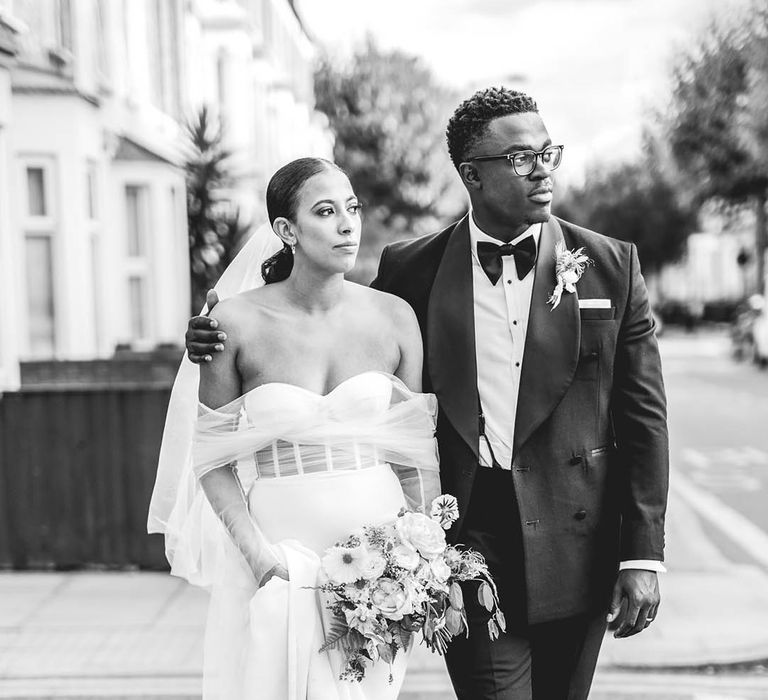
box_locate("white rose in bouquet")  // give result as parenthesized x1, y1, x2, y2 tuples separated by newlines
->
(359, 551, 387, 580)
(395, 512, 446, 560)
(370, 577, 413, 621)
(392, 543, 421, 571)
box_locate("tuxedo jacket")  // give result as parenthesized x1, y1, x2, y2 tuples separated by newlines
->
(371, 215, 669, 623)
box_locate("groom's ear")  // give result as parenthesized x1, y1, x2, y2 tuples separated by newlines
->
(459, 162, 482, 191)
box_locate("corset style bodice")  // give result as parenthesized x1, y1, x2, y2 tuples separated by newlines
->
(243, 371, 393, 479)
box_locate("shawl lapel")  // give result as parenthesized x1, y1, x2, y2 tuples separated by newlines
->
(427, 216, 479, 459)
(513, 217, 580, 458)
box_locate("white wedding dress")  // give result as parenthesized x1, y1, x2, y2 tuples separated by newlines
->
(154, 370, 439, 699)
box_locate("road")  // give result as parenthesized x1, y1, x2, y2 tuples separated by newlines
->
(662, 330, 768, 571)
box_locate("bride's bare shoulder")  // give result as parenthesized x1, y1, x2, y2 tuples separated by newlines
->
(207, 286, 280, 334)
(347, 282, 417, 326)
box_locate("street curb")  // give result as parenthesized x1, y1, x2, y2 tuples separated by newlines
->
(600, 659, 768, 674)
(4, 668, 768, 699)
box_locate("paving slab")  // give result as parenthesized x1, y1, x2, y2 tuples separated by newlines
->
(0, 575, 69, 628)
(3, 433, 768, 694)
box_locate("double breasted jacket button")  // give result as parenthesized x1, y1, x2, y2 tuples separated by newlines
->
(574, 510, 587, 521)
(569, 455, 584, 466)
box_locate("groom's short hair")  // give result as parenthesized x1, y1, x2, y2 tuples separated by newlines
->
(446, 87, 538, 170)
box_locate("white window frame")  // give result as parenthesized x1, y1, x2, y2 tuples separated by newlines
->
(123, 182, 153, 344)
(22, 158, 56, 228)
(86, 160, 104, 353)
(19, 156, 58, 359)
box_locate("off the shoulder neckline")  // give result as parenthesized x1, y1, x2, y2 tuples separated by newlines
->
(244, 370, 396, 399)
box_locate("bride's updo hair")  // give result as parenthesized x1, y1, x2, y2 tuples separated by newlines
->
(261, 157, 345, 284)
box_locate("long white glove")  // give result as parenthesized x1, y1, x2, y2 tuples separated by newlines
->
(199, 466, 288, 586)
(390, 464, 442, 513)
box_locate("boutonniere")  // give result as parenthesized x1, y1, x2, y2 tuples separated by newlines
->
(547, 243, 592, 310)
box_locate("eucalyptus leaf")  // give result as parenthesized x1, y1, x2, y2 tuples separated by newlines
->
(445, 606, 464, 636)
(478, 582, 494, 611)
(449, 582, 464, 610)
(398, 626, 412, 650)
(495, 609, 507, 632)
(378, 643, 394, 664)
(488, 618, 500, 641)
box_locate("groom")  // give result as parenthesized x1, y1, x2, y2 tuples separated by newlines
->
(185, 88, 668, 699)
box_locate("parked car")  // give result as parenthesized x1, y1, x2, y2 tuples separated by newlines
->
(730, 295, 764, 361)
(753, 307, 768, 368)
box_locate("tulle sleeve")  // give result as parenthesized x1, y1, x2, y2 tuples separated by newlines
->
(147, 223, 282, 588)
(190, 377, 439, 479)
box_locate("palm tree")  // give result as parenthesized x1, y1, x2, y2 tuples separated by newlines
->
(185, 106, 250, 313)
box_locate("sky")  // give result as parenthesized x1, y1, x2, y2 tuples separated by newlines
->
(296, 0, 753, 183)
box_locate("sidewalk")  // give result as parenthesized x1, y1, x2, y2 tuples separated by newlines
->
(2, 481, 768, 699)
(3, 331, 768, 697)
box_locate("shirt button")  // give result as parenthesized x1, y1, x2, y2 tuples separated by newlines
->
(515, 361, 520, 367)
(513, 320, 518, 325)
(507, 280, 512, 285)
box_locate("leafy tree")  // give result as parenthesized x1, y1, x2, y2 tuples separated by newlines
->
(185, 106, 250, 313)
(555, 142, 697, 276)
(665, 5, 768, 292)
(314, 39, 465, 282)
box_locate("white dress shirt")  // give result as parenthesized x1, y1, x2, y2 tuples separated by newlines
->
(469, 215, 538, 471)
(468, 212, 665, 574)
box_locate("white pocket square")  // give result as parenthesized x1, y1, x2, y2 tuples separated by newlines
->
(579, 299, 612, 309)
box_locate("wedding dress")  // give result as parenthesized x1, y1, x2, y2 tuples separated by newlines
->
(158, 370, 439, 699)
(147, 224, 440, 698)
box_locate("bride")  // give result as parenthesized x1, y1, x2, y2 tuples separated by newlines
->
(148, 157, 441, 699)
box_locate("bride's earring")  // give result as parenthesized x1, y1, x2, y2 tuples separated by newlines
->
(290, 241, 296, 255)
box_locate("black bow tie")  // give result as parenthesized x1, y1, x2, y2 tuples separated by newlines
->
(476, 236, 537, 285)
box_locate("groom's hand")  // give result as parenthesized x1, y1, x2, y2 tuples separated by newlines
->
(607, 569, 660, 638)
(186, 290, 226, 363)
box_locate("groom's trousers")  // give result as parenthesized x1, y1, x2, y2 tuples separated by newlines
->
(444, 467, 608, 700)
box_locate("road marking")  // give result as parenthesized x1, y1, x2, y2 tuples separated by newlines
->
(673, 470, 768, 570)
(681, 447, 768, 492)
(593, 669, 768, 695)
(690, 474, 761, 492)
(682, 448, 710, 469)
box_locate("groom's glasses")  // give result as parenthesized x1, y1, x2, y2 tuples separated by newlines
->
(468, 145, 564, 177)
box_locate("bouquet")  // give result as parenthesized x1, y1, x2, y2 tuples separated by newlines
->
(316, 494, 505, 682)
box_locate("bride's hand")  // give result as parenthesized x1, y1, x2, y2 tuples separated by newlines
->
(254, 547, 289, 588)
(257, 561, 289, 588)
